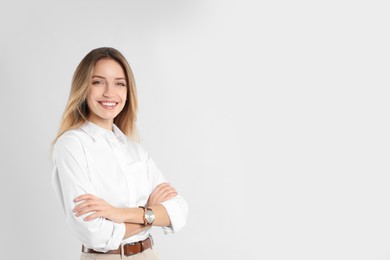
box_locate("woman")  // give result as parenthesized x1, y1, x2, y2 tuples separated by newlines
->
(51, 47, 188, 260)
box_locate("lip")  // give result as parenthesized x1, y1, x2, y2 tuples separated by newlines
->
(98, 100, 118, 103)
(98, 101, 118, 110)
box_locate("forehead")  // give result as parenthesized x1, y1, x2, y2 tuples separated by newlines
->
(93, 58, 125, 77)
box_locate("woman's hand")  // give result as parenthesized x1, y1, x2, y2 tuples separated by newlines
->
(147, 182, 178, 207)
(73, 194, 126, 223)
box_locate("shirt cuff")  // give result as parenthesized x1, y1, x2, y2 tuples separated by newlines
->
(94, 222, 126, 252)
(160, 196, 188, 234)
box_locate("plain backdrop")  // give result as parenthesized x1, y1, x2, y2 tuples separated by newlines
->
(0, 0, 389, 259)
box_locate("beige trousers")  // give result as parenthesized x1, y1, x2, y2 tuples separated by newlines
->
(79, 248, 159, 260)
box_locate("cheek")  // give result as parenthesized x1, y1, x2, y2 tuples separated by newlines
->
(86, 95, 97, 109)
(121, 89, 128, 101)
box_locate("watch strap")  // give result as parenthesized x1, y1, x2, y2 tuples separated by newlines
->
(138, 206, 148, 226)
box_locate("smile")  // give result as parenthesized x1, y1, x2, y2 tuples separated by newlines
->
(98, 101, 118, 110)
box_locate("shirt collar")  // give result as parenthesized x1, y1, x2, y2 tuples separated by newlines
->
(80, 120, 128, 145)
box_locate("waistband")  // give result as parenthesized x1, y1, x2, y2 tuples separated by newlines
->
(82, 236, 153, 257)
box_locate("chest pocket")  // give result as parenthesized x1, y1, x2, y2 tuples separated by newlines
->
(124, 161, 153, 205)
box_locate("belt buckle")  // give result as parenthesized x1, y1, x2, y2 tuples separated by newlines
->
(124, 241, 142, 257)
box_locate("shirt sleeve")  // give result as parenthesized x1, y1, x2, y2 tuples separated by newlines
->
(51, 135, 125, 252)
(143, 148, 188, 234)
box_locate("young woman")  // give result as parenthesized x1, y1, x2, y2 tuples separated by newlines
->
(51, 47, 188, 260)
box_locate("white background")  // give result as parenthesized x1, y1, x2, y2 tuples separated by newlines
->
(0, 0, 389, 259)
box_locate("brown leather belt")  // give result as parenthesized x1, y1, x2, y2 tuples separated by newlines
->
(82, 236, 153, 256)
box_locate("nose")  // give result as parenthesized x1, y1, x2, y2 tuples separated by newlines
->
(103, 84, 114, 98)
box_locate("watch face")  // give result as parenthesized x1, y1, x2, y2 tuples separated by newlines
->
(145, 209, 155, 224)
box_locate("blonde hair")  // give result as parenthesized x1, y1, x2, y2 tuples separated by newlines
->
(51, 47, 139, 150)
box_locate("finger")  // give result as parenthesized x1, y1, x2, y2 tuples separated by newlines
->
(155, 182, 170, 188)
(154, 185, 176, 198)
(157, 189, 176, 201)
(150, 189, 177, 205)
(161, 189, 178, 198)
(147, 184, 177, 206)
(151, 185, 175, 198)
(159, 190, 178, 201)
(73, 199, 101, 212)
(83, 212, 101, 221)
(73, 201, 93, 212)
(74, 194, 98, 202)
(154, 183, 175, 195)
(152, 183, 171, 194)
(75, 205, 103, 217)
(74, 200, 106, 212)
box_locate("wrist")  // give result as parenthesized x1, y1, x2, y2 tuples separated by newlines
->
(119, 208, 129, 223)
(139, 206, 155, 226)
(123, 207, 145, 224)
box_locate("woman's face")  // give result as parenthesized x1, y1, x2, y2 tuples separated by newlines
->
(86, 58, 128, 130)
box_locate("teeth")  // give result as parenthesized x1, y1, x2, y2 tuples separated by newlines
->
(101, 102, 116, 106)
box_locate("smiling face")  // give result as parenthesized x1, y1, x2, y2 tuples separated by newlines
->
(86, 58, 128, 130)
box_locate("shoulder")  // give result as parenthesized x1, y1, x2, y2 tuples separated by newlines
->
(53, 128, 87, 156)
(52, 129, 90, 169)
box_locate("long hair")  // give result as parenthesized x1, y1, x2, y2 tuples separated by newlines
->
(51, 47, 139, 150)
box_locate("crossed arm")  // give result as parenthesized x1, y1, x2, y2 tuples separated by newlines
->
(72, 182, 177, 239)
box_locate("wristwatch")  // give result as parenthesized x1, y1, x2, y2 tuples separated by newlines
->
(139, 206, 155, 225)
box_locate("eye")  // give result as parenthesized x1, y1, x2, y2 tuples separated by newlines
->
(116, 82, 126, 87)
(92, 80, 103, 85)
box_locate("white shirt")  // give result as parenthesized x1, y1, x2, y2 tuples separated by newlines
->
(51, 120, 188, 252)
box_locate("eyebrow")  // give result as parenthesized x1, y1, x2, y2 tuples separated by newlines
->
(92, 75, 126, 80)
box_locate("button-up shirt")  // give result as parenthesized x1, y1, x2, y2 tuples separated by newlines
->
(51, 120, 188, 252)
